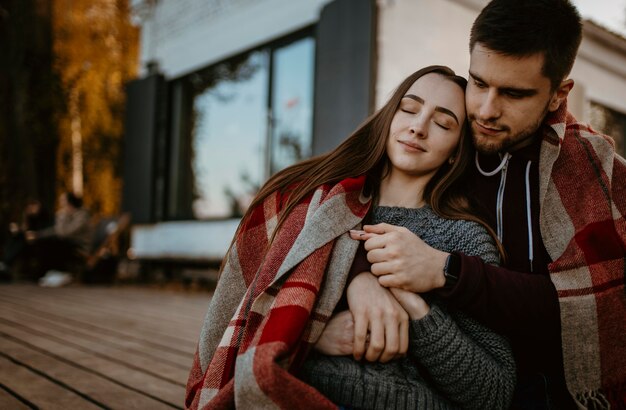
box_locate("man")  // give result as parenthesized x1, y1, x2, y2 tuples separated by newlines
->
(29, 192, 92, 285)
(346, 0, 625, 408)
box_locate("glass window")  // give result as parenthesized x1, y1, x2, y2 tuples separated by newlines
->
(588, 101, 626, 157)
(270, 37, 315, 174)
(171, 32, 315, 220)
(190, 52, 269, 219)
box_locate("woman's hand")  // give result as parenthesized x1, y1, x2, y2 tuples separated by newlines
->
(314, 310, 354, 356)
(389, 288, 430, 320)
(347, 272, 409, 363)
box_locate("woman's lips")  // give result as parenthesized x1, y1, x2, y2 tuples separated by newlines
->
(399, 140, 426, 152)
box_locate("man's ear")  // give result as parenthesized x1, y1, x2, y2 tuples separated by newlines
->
(548, 79, 575, 112)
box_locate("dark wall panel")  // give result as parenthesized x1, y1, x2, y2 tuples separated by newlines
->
(121, 74, 165, 224)
(313, 0, 376, 156)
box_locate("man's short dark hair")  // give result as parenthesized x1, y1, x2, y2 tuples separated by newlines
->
(470, 0, 582, 90)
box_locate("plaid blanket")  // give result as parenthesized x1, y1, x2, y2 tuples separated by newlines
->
(185, 176, 370, 409)
(540, 103, 626, 408)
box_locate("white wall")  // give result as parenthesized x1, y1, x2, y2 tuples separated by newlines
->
(375, 0, 484, 108)
(573, 36, 626, 120)
(136, 0, 331, 79)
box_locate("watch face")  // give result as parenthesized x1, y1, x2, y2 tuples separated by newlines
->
(444, 254, 460, 288)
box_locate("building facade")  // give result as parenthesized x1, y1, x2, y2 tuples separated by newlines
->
(125, 0, 626, 263)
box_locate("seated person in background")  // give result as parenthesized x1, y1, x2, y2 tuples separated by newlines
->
(29, 192, 93, 284)
(2, 199, 53, 279)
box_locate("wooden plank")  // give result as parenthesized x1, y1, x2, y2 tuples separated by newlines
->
(0, 285, 209, 329)
(1, 304, 193, 375)
(0, 353, 102, 410)
(0, 321, 185, 408)
(0, 291, 200, 354)
(0, 287, 206, 339)
(0, 335, 177, 409)
(0, 386, 33, 410)
(0, 284, 217, 408)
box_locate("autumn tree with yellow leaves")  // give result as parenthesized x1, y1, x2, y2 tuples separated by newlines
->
(1, 0, 138, 242)
(53, 0, 139, 215)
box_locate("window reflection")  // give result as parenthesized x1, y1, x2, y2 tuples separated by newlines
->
(270, 38, 315, 174)
(182, 34, 315, 220)
(190, 52, 268, 219)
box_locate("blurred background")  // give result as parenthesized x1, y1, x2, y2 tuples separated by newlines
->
(2, 0, 626, 286)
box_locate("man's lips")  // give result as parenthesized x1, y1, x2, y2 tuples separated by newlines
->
(473, 121, 504, 136)
(398, 140, 427, 152)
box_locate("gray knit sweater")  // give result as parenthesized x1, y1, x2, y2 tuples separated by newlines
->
(300, 206, 516, 410)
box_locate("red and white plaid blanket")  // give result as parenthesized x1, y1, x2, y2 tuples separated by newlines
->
(185, 176, 370, 409)
(540, 103, 626, 407)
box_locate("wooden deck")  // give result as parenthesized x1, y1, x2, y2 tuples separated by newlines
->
(0, 284, 212, 409)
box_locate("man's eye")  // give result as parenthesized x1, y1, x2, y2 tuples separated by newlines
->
(473, 79, 487, 88)
(504, 91, 524, 99)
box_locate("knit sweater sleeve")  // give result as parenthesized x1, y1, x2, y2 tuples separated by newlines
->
(442, 219, 499, 266)
(409, 302, 516, 410)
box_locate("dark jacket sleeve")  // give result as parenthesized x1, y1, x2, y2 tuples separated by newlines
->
(439, 254, 561, 348)
(437, 254, 566, 385)
(409, 302, 516, 410)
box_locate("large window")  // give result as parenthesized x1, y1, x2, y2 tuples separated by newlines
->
(168, 32, 315, 220)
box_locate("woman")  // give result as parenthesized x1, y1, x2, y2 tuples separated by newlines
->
(185, 66, 514, 409)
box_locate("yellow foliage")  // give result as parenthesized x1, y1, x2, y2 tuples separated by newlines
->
(53, 0, 139, 216)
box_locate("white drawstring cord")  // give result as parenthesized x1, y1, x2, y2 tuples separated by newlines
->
(525, 161, 534, 272)
(475, 152, 511, 176)
(476, 152, 512, 242)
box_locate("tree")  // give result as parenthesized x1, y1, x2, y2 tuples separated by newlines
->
(53, 0, 139, 215)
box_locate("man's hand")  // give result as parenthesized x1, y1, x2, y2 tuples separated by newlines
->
(389, 288, 430, 320)
(314, 310, 354, 356)
(347, 271, 409, 363)
(350, 224, 448, 292)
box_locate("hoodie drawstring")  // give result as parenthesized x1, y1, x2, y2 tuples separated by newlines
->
(475, 152, 511, 242)
(475, 152, 534, 271)
(524, 161, 534, 272)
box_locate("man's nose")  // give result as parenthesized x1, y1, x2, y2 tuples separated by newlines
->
(478, 89, 501, 121)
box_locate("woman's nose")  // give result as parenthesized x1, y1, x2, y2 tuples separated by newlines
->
(409, 114, 428, 138)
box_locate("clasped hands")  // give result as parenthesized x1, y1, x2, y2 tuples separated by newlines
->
(314, 223, 449, 363)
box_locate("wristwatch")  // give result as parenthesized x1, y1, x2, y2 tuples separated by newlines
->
(443, 253, 461, 289)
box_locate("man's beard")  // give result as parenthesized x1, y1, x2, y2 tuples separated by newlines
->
(472, 127, 536, 155)
(471, 103, 550, 155)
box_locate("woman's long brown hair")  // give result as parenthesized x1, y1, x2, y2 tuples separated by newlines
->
(237, 65, 504, 259)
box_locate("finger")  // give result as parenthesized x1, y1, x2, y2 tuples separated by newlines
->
(349, 230, 366, 240)
(380, 316, 400, 363)
(370, 261, 395, 277)
(366, 248, 388, 264)
(398, 314, 409, 356)
(363, 223, 396, 234)
(349, 230, 378, 241)
(378, 272, 401, 287)
(352, 312, 368, 361)
(362, 234, 388, 252)
(365, 319, 384, 362)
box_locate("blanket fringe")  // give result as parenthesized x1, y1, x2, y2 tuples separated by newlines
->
(574, 389, 611, 410)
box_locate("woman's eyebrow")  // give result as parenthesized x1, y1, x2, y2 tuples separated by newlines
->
(402, 94, 459, 124)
